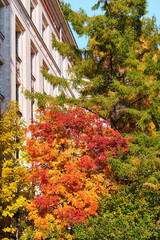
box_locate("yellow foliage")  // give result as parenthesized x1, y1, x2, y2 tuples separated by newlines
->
(148, 122, 156, 136)
(0, 102, 31, 238)
(130, 158, 141, 167)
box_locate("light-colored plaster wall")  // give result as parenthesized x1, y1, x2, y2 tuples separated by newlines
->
(0, 0, 74, 125)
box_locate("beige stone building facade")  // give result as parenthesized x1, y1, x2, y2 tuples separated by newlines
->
(0, 0, 76, 124)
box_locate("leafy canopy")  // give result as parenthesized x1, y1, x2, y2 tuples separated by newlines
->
(73, 132, 160, 240)
(25, 106, 130, 239)
(25, 0, 160, 134)
(0, 102, 30, 240)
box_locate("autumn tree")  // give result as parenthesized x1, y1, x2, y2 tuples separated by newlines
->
(24, 107, 130, 239)
(0, 102, 31, 240)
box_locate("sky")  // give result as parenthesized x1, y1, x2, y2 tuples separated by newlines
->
(63, 0, 160, 49)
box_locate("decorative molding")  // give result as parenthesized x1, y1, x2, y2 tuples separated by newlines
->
(41, 0, 77, 47)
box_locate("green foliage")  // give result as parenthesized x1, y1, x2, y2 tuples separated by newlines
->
(73, 191, 160, 240)
(72, 130, 160, 239)
(21, 224, 71, 240)
(52, 34, 83, 63)
(110, 132, 160, 183)
(32, 0, 160, 133)
(0, 102, 32, 239)
(60, 1, 87, 36)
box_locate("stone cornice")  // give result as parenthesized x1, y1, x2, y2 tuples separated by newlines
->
(17, 0, 61, 75)
(41, 0, 77, 47)
(4, 0, 9, 5)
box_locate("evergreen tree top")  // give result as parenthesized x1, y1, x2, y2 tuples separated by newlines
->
(26, 0, 160, 134)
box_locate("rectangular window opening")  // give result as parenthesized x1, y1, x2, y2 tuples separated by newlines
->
(43, 60, 49, 94)
(30, 0, 37, 22)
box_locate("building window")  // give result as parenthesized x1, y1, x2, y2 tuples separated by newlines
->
(16, 54, 22, 104)
(31, 84, 35, 120)
(16, 54, 22, 96)
(31, 73, 36, 120)
(43, 60, 49, 94)
(0, 32, 4, 65)
(0, 93, 4, 112)
(31, 41, 37, 77)
(16, 31, 21, 57)
(16, 81, 20, 102)
(15, 18, 24, 108)
(31, 53, 34, 76)
(42, 14, 48, 42)
(30, 0, 37, 23)
(16, 53, 22, 104)
(0, 1, 5, 36)
(16, 18, 24, 58)
(31, 51, 35, 77)
(31, 41, 37, 119)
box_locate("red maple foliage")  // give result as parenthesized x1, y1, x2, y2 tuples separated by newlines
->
(25, 107, 130, 238)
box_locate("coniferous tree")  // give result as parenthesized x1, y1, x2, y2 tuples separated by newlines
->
(25, 0, 160, 134)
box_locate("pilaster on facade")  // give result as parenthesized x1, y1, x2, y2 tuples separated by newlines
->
(0, 32, 5, 65)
